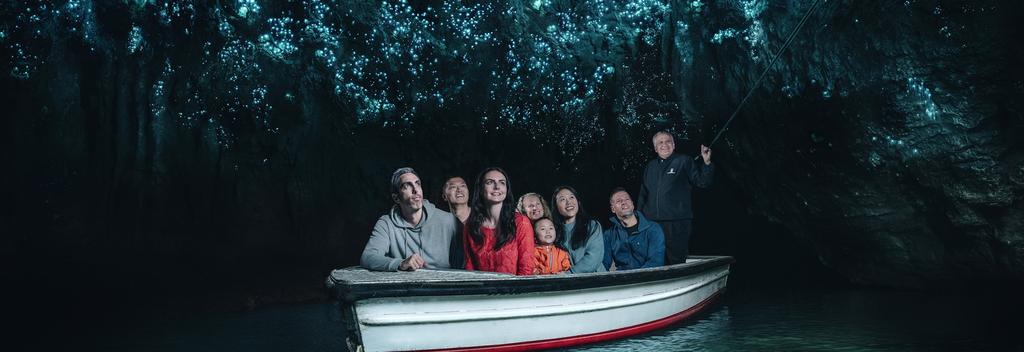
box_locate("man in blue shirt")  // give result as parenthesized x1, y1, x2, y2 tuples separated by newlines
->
(604, 188, 665, 270)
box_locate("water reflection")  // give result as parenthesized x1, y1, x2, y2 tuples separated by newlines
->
(84, 303, 346, 352)
(579, 307, 733, 352)
(73, 286, 1020, 351)
(571, 287, 1020, 351)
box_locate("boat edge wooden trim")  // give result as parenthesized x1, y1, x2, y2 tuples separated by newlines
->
(334, 256, 735, 301)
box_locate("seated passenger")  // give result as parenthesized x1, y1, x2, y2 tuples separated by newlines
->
(603, 188, 665, 270)
(463, 167, 535, 276)
(532, 217, 571, 275)
(442, 176, 471, 224)
(441, 176, 470, 269)
(360, 167, 458, 271)
(551, 186, 606, 273)
(516, 192, 552, 223)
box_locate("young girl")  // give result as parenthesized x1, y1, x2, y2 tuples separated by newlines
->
(532, 217, 571, 275)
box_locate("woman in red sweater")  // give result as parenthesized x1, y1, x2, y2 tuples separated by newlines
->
(463, 167, 535, 275)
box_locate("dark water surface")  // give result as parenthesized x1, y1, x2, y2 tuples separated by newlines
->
(67, 282, 1020, 352)
(577, 286, 1021, 351)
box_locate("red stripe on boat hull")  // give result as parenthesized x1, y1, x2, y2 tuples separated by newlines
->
(421, 290, 724, 352)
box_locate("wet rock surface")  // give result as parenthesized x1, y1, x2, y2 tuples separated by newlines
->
(694, 0, 1024, 287)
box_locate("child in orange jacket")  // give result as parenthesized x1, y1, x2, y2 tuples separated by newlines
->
(533, 217, 572, 275)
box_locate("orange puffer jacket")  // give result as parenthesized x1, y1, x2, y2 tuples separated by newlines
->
(534, 244, 572, 275)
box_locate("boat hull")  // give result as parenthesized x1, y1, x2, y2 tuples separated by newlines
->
(330, 256, 732, 352)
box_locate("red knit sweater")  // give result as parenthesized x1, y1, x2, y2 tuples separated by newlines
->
(463, 212, 536, 276)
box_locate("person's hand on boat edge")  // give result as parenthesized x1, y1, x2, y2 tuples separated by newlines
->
(400, 253, 426, 271)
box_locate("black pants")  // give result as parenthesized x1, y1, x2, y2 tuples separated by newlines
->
(656, 219, 692, 265)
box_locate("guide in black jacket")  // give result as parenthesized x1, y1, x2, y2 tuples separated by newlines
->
(638, 131, 713, 264)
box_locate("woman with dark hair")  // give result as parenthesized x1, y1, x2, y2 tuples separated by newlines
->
(463, 167, 535, 275)
(551, 186, 607, 273)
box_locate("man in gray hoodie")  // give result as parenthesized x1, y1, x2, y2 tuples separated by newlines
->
(360, 167, 459, 271)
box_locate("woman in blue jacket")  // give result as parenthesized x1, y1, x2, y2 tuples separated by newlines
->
(551, 186, 606, 273)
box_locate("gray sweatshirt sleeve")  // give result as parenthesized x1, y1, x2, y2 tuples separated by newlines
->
(360, 218, 403, 271)
(570, 220, 607, 273)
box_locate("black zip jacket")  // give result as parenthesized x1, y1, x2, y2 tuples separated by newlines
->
(637, 153, 714, 221)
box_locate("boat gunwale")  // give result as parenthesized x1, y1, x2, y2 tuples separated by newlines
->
(330, 255, 733, 302)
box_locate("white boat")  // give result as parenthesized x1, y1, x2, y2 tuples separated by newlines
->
(326, 255, 733, 352)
